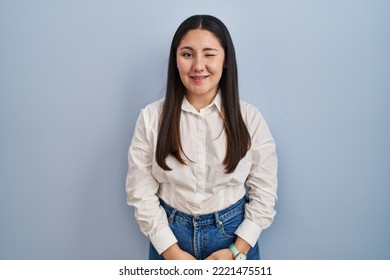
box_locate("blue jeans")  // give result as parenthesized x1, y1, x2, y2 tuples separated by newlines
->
(149, 196, 260, 260)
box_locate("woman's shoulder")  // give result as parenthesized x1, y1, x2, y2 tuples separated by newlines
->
(143, 97, 165, 110)
(140, 98, 165, 116)
(239, 99, 263, 120)
(135, 98, 165, 129)
(239, 99, 273, 139)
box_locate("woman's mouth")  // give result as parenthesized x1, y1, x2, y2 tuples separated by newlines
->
(190, 75, 209, 82)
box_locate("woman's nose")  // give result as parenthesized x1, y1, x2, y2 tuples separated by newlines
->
(192, 57, 205, 72)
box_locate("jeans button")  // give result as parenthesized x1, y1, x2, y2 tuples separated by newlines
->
(194, 216, 200, 222)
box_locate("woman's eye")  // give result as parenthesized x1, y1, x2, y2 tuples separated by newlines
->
(182, 53, 193, 58)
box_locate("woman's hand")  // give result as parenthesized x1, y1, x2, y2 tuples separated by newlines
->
(162, 243, 196, 260)
(204, 248, 234, 260)
(205, 237, 251, 260)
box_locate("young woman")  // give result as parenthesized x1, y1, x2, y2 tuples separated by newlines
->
(126, 15, 277, 260)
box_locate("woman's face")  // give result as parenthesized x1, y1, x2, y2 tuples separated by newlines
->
(176, 29, 225, 105)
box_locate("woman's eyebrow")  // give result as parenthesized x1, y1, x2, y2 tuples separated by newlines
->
(179, 46, 193, 51)
(179, 46, 219, 51)
(203, 47, 219, 51)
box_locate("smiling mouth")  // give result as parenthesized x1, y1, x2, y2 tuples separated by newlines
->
(190, 75, 209, 81)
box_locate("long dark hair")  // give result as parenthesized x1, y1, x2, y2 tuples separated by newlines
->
(156, 15, 251, 173)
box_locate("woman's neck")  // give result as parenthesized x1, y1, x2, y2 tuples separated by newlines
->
(185, 90, 218, 112)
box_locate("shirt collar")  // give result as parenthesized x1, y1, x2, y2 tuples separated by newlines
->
(181, 90, 223, 116)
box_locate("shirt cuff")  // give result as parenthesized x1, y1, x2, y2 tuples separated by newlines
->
(234, 218, 263, 247)
(150, 225, 178, 255)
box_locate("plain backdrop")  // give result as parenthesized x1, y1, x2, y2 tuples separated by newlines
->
(0, 0, 389, 259)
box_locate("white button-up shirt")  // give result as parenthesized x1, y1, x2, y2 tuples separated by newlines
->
(126, 93, 278, 254)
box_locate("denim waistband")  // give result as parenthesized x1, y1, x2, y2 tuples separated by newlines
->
(160, 196, 247, 226)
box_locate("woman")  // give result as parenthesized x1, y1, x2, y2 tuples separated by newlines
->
(126, 15, 277, 260)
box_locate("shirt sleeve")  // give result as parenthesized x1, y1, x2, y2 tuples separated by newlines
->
(125, 109, 177, 254)
(235, 106, 278, 247)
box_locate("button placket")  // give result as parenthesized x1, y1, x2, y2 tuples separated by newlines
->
(194, 114, 206, 209)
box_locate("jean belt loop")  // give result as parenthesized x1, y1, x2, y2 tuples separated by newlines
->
(214, 211, 222, 227)
(169, 208, 177, 223)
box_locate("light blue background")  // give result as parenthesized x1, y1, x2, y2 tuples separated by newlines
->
(1, 0, 389, 259)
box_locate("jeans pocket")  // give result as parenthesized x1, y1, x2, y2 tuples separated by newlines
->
(217, 211, 244, 238)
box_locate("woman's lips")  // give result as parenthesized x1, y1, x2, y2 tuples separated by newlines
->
(190, 75, 209, 82)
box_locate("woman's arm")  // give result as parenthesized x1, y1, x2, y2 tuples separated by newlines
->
(126, 108, 178, 256)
